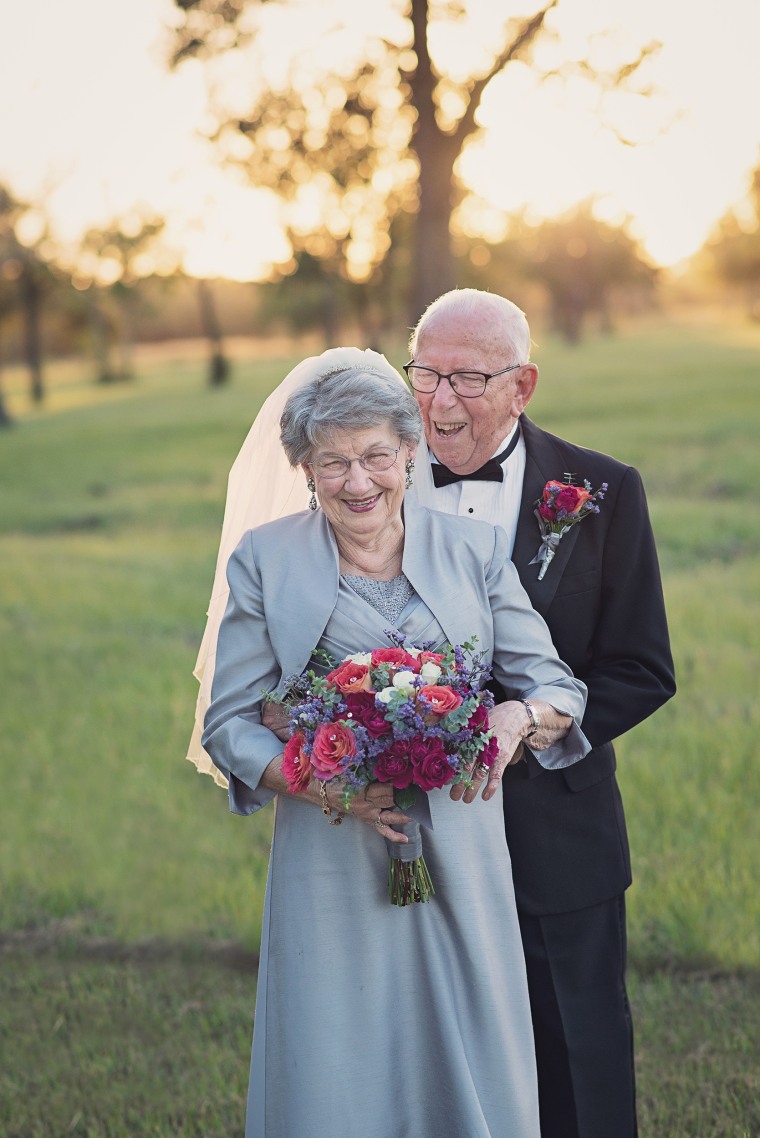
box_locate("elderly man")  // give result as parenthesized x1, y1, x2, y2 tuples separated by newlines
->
(407, 288, 675, 1138)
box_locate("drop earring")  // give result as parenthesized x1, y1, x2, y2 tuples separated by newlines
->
(307, 477, 317, 511)
(405, 459, 415, 489)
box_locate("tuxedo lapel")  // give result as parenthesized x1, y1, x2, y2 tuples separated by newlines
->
(512, 417, 581, 615)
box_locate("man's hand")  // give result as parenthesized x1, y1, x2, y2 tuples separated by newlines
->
(262, 699, 290, 742)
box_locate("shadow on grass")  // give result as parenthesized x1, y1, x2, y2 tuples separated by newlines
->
(1, 936, 758, 1138)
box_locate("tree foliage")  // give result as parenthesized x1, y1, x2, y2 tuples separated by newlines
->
(169, 0, 659, 328)
(0, 185, 56, 406)
(706, 162, 760, 318)
(517, 204, 658, 342)
(74, 216, 167, 381)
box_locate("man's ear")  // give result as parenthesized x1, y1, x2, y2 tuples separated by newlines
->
(512, 364, 538, 416)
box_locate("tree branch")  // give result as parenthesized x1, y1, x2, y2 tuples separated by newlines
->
(453, 0, 559, 147)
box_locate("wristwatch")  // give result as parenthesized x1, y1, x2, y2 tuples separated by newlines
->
(519, 699, 541, 737)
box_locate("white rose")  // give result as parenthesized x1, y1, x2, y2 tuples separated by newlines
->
(347, 652, 372, 665)
(419, 661, 442, 683)
(405, 646, 421, 658)
(392, 670, 417, 693)
(376, 687, 395, 704)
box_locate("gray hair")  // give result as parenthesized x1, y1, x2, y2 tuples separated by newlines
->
(280, 365, 423, 468)
(409, 288, 532, 364)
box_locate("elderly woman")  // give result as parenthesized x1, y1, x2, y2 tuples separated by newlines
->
(196, 349, 590, 1138)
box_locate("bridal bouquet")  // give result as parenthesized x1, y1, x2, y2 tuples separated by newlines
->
(276, 634, 497, 906)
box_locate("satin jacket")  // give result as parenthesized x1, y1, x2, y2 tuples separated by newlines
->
(203, 498, 589, 816)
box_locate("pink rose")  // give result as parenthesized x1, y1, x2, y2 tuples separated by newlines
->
(282, 731, 311, 793)
(478, 735, 500, 769)
(415, 651, 445, 673)
(371, 647, 418, 671)
(343, 692, 392, 738)
(374, 740, 415, 789)
(311, 722, 356, 778)
(418, 685, 463, 716)
(325, 660, 372, 694)
(410, 737, 454, 791)
(554, 486, 592, 514)
(467, 703, 490, 734)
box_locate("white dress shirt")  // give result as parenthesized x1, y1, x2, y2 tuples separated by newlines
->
(428, 422, 526, 555)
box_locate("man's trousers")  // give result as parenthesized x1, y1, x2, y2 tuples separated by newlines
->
(517, 895, 637, 1138)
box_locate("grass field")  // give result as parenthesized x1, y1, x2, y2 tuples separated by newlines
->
(1, 318, 759, 1134)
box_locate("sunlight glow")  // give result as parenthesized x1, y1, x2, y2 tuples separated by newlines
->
(0, 0, 758, 279)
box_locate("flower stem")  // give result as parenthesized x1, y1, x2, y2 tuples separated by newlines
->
(388, 856, 435, 906)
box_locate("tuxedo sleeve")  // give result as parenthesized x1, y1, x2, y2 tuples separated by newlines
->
(580, 466, 676, 747)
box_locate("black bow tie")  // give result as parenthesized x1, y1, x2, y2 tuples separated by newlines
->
(431, 430, 521, 488)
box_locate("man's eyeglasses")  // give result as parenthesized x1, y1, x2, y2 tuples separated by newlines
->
(403, 362, 523, 398)
(312, 445, 401, 478)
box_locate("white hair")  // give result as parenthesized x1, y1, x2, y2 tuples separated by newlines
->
(409, 288, 532, 364)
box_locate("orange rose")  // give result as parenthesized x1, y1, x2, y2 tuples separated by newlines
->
(418, 685, 463, 716)
(325, 660, 372, 694)
(311, 722, 357, 778)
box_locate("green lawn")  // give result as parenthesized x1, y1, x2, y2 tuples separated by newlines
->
(0, 949, 757, 1138)
(1, 319, 759, 1133)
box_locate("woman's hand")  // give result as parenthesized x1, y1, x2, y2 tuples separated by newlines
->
(260, 755, 411, 843)
(450, 698, 573, 804)
(338, 781, 412, 845)
(450, 701, 531, 804)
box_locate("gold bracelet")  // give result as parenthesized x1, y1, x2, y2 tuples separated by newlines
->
(318, 780, 344, 826)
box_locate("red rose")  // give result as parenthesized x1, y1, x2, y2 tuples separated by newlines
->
(325, 660, 372, 694)
(410, 736, 454, 791)
(374, 740, 415, 789)
(311, 722, 356, 778)
(418, 685, 463, 716)
(478, 735, 500, 769)
(282, 731, 311, 793)
(370, 647, 418, 671)
(467, 703, 490, 734)
(542, 480, 565, 501)
(538, 501, 555, 521)
(343, 692, 392, 738)
(554, 486, 592, 514)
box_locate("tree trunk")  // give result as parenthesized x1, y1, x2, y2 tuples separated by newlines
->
(408, 146, 458, 325)
(407, 0, 458, 326)
(116, 295, 136, 380)
(197, 278, 230, 385)
(19, 265, 43, 403)
(0, 342, 12, 427)
(320, 274, 339, 348)
(88, 289, 115, 383)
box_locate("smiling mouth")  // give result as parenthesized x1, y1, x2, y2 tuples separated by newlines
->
(343, 493, 381, 512)
(434, 422, 466, 437)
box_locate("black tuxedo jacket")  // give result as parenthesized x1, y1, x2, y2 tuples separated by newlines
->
(498, 415, 676, 915)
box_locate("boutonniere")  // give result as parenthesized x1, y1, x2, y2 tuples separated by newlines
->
(530, 474, 607, 580)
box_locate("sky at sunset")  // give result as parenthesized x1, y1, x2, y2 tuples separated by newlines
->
(1, 0, 759, 280)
